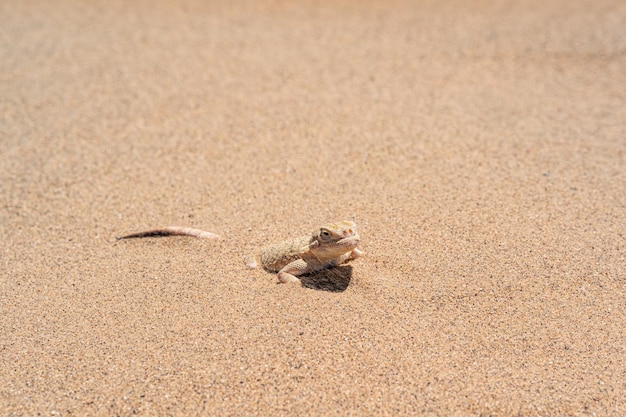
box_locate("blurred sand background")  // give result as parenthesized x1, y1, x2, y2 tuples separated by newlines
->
(1, 0, 625, 415)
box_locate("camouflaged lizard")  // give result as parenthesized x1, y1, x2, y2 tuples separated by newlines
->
(118, 220, 363, 284)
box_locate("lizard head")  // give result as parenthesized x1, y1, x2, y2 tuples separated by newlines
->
(309, 220, 360, 259)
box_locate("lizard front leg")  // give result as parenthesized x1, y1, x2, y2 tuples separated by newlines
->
(277, 259, 312, 283)
(348, 248, 364, 260)
(335, 248, 364, 265)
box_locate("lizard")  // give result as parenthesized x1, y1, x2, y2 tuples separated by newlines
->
(117, 220, 363, 284)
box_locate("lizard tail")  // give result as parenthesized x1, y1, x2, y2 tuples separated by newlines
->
(117, 227, 220, 240)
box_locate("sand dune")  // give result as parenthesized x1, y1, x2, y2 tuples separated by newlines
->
(1, 0, 624, 415)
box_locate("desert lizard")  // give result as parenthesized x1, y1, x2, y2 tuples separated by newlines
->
(118, 220, 363, 284)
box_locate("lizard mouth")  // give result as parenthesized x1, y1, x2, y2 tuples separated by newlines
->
(337, 235, 360, 248)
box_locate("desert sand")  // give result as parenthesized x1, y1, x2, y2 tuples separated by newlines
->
(1, 0, 624, 415)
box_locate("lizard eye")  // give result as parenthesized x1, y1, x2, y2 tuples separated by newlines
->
(320, 230, 331, 238)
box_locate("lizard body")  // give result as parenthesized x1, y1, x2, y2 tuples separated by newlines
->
(118, 220, 363, 284)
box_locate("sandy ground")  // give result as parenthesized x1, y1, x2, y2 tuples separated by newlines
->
(1, 0, 625, 415)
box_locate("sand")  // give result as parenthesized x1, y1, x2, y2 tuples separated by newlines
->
(1, 0, 625, 415)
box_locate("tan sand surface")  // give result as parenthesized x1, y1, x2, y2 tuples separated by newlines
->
(1, 0, 625, 415)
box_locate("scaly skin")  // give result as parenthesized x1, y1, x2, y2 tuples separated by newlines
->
(118, 220, 363, 284)
(248, 220, 363, 283)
